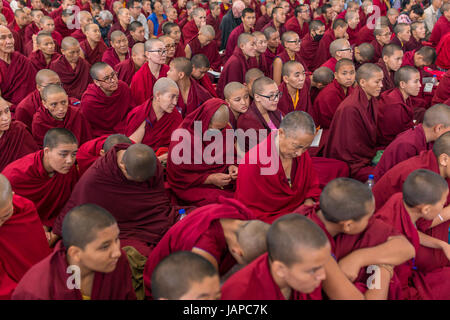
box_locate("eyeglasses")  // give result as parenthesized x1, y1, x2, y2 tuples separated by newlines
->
(147, 49, 168, 55)
(286, 39, 301, 44)
(337, 47, 353, 52)
(257, 91, 283, 101)
(96, 71, 118, 83)
(165, 44, 177, 49)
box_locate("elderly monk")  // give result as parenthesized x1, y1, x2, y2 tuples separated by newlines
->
(159, 35, 176, 65)
(217, 33, 257, 99)
(81, 62, 134, 138)
(325, 63, 384, 182)
(114, 42, 146, 85)
(143, 197, 270, 299)
(285, 4, 310, 40)
(31, 85, 92, 147)
(345, 10, 360, 46)
(429, 3, 450, 46)
(2, 128, 79, 229)
(12, 204, 136, 300)
(167, 99, 238, 206)
(130, 38, 170, 105)
(191, 53, 218, 98)
(185, 25, 221, 72)
(375, 169, 450, 299)
(166, 57, 212, 117)
(299, 19, 325, 71)
(126, 78, 182, 165)
(79, 23, 107, 65)
(0, 26, 36, 109)
(294, 178, 415, 300)
(224, 82, 250, 130)
(371, 23, 393, 63)
(321, 38, 353, 73)
(432, 71, 450, 105)
(152, 251, 221, 300)
(225, 8, 255, 60)
(49, 36, 91, 100)
(70, 11, 93, 43)
(102, 30, 130, 68)
(236, 111, 321, 223)
(53, 143, 180, 257)
(377, 66, 423, 148)
(0, 98, 38, 172)
(29, 31, 60, 71)
(376, 44, 404, 94)
(0, 174, 51, 299)
(182, 7, 207, 44)
(108, 7, 131, 41)
(390, 23, 411, 52)
(375, 104, 450, 181)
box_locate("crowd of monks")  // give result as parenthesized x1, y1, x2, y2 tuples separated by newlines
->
(1, 0, 450, 301)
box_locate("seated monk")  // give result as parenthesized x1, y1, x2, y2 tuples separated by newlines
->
(405, 21, 425, 52)
(320, 38, 353, 72)
(107, 7, 131, 41)
(126, 78, 182, 165)
(428, 3, 450, 47)
(0, 25, 36, 109)
(244, 68, 264, 100)
(236, 111, 321, 223)
(166, 57, 212, 117)
(53, 143, 179, 257)
(185, 25, 221, 72)
(49, 36, 91, 100)
(375, 104, 450, 181)
(224, 8, 255, 60)
(224, 82, 250, 130)
(390, 23, 411, 53)
(12, 204, 136, 300)
(167, 99, 238, 206)
(127, 21, 145, 48)
(353, 42, 375, 70)
(143, 197, 270, 299)
(375, 169, 450, 299)
(114, 42, 146, 85)
(0, 98, 38, 172)
(70, 11, 93, 43)
(217, 33, 257, 99)
(251, 31, 271, 77)
(432, 70, 450, 105)
(345, 10, 360, 46)
(376, 43, 404, 94)
(371, 22, 393, 63)
(298, 20, 325, 71)
(7, 8, 28, 53)
(81, 62, 135, 138)
(285, 4, 310, 40)
(182, 7, 206, 44)
(190, 54, 217, 98)
(309, 66, 334, 106)
(79, 23, 108, 65)
(23, 9, 44, 44)
(32, 84, 92, 147)
(152, 251, 221, 300)
(76, 134, 132, 176)
(1, 128, 79, 230)
(435, 32, 450, 71)
(29, 31, 60, 71)
(324, 63, 384, 182)
(102, 30, 131, 68)
(294, 178, 415, 299)
(159, 35, 177, 66)
(262, 27, 284, 69)
(377, 66, 423, 148)
(278, 60, 310, 115)
(130, 38, 170, 105)
(0, 174, 51, 299)
(161, 22, 185, 59)
(221, 214, 331, 300)
(38, 16, 63, 47)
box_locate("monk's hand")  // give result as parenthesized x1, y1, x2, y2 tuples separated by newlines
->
(157, 153, 168, 165)
(228, 165, 238, 180)
(304, 198, 315, 206)
(32, 35, 38, 52)
(338, 253, 363, 282)
(206, 173, 232, 188)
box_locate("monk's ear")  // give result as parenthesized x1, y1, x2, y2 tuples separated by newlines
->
(67, 246, 82, 263)
(282, 75, 289, 84)
(271, 260, 288, 279)
(339, 220, 353, 233)
(438, 153, 449, 167)
(99, 149, 106, 157)
(229, 245, 244, 262)
(418, 204, 431, 217)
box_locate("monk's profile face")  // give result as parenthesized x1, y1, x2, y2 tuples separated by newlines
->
(383, 50, 403, 72)
(342, 199, 375, 235)
(413, 23, 426, 40)
(347, 15, 360, 29)
(85, 24, 102, 42)
(167, 63, 181, 81)
(118, 9, 131, 25)
(334, 64, 355, 88)
(422, 188, 449, 220)
(226, 87, 250, 114)
(41, 19, 55, 33)
(267, 32, 281, 49)
(400, 72, 421, 97)
(112, 35, 129, 56)
(255, 35, 267, 54)
(131, 26, 145, 42)
(43, 92, 69, 121)
(413, 54, 429, 68)
(177, 275, 221, 300)
(0, 102, 12, 134)
(377, 27, 392, 45)
(0, 197, 14, 228)
(156, 86, 179, 114)
(132, 50, 147, 68)
(397, 27, 411, 43)
(31, 11, 44, 25)
(284, 35, 301, 53)
(62, 44, 81, 64)
(360, 71, 384, 98)
(168, 26, 181, 43)
(242, 12, 256, 29)
(94, 66, 119, 92)
(240, 37, 257, 58)
(279, 128, 314, 159)
(283, 64, 306, 90)
(37, 36, 55, 56)
(167, 8, 178, 21)
(0, 28, 15, 54)
(191, 66, 209, 80)
(255, 83, 279, 111)
(274, 8, 286, 24)
(161, 37, 176, 58)
(15, 12, 29, 28)
(44, 143, 78, 174)
(146, 42, 167, 65)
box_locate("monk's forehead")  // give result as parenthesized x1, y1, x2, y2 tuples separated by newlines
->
(0, 26, 12, 36)
(228, 87, 248, 99)
(46, 91, 68, 101)
(0, 99, 9, 111)
(49, 142, 78, 152)
(150, 40, 165, 49)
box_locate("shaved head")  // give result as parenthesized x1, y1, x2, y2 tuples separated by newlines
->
(210, 104, 229, 124)
(224, 82, 247, 100)
(153, 77, 179, 95)
(199, 24, 215, 38)
(132, 42, 144, 55)
(237, 220, 270, 264)
(394, 66, 420, 87)
(89, 62, 111, 80)
(102, 134, 132, 153)
(237, 32, 255, 47)
(282, 60, 303, 77)
(36, 69, 59, 86)
(329, 38, 350, 57)
(244, 68, 264, 84)
(423, 104, 450, 129)
(312, 67, 334, 85)
(356, 63, 382, 84)
(357, 42, 375, 61)
(433, 131, 450, 159)
(144, 38, 163, 51)
(61, 36, 79, 50)
(403, 169, 449, 208)
(41, 83, 67, 101)
(110, 30, 126, 42)
(171, 57, 193, 77)
(122, 144, 157, 182)
(0, 174, 12, 209)
(335, 58, 354, 72)
(36, 31, 52, 45)
(252, 76, 276, 96)
(191, 53, 210, 69)
(280, 110, 316, 137)
(43, 128, 78, 149)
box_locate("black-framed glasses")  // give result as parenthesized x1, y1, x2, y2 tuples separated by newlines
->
(147, 49, 168, 55)
(286, 39, 301, 44)
(96, 71, 118, 83)
(337, 47, 353, 52)
(257, 91, 283, 101)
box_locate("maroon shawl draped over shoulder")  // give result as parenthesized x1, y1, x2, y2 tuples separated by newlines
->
(376, 58, 396, 93)
(177, 78, 213, 117)
(432, 70, 450, 105)
(130, 63, 170, 105)
(311, 29, 336, 70)
(102, 47, 131, 68)
(29, 51, 61, 72)
(299, 32, 320, 71)
(76, 135, 108, 176)
(188, 36, 222, 71)
(80, 39, 108, 65)
(114, 57, 138, 85)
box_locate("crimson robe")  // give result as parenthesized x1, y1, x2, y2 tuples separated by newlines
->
(376, 59, 396, 93)
(166, 98, 236, 206)
(80, 81, 134, 137)
(181, 19, 199, 44)
(11, 241, 136, 300)
(102, 47, 131, 68)
(29, 50, 61, 72)
(194, 75, 218, 98)
(188, 35, 222, 71)
(75, 135, 108, 176)
(24, 22, 39, 43)
(174, 41, 186, 58)
(405, 36, 423, 52)
(324, 86, 378, 182)
(80, 39, 108, 66)
(285, 16, 309, 40)
(0, 52, 36, 108)
(0, 121, 38, 172)
(278, 80, 312, 115)
(107, 22, 131, 41)
(390, 36, 407, 52)
(7, 20, 25, 53)
(264, 44, 284, 71)
(299, 32, 320, 71)
(221, 253, 323, 300)
(32, 105, 93, 147)
(206, 12, 222, 48)
(0, 195, 51, 300)
(435, 33, 450, 71)
(143, 197, 257, 298)
(311, 29, 336, 69)
(49, 55, 92, 100)
(53, 15, 73, 38)
(429, 15, 450, 46)
(2, 150, 80, 227)
(432, 70, 450, 104)
(177, 79, 213, 117)
(321, 57, 337, 72)
(371, 39, 384, 62)
(225, 24, 253, 60)
(347, 26, 360, 46)
(114, 57, 138, 85)
(0, 6, 14, 24)
(70, 29, 86, 43)
(401, 50, 433, 108)
(125, 99, 182, 151)
(315, 15, 331, 30)
(130, 63, 170, 105)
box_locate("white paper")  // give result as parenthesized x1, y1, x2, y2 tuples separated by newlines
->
(311, 129, 323, 147)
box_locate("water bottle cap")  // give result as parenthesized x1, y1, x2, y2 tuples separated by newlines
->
(433, 75, 437, 77)
(368, 174, 374, 179)
(178, 209, 186, 215)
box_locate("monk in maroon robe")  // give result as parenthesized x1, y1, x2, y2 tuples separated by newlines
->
(345, 10, 361, 46)
(371, 24, 392, 63)
(298, 20, 325, 70)
(185, 25, 221, 71)
(319, 38, 353, 73)
(182, 7, 206, 43)
(107, 8, 131, 41)
(433, 70, 450, 105)
(224, 81, 250, 130)
(191, 55, 219, 97)
(0, 176, 51, 299)
(206, 1, 222, 47)
(114, 42, 146, 85)
(102, 31, 131, 68)
(376, 43, 404, 94)
(429, 6, 450, 46)
(7, 9, 28, 53)
(79, 23, 108, 65)
(224, 8, 255, 60)
(12, 204, 136, 300)
(53, 10, 74, 38)
(405, 21, 425, 52)
(435, 32, 450, 70)
(262, 27, 284, 69)
(262, 6, 287, 35)
(23, 9, 43, 43)
(69, 10, 93, 43)
(285, 5, 310, 39)
(29, 31, 60, 72)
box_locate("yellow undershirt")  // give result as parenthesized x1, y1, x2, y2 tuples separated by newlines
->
(82, 295, 91, 300)
(291, 90, 299, 110)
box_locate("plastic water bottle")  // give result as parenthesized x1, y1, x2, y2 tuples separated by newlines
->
(431, 75, 437, 86)
(178, 208, 187, 220)
(366, 174, 375, 189)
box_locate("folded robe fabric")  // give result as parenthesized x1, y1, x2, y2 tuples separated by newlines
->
(75, 135, 108, 176)
(101, 47, 130, 68)
(175, 78, 213, 117)
(80, 39, 108, 65)
(130, 63, 170, 105)
(114, 57, 138, 85)
(432, 70, 450, 105)
(29, 50, 61, 72)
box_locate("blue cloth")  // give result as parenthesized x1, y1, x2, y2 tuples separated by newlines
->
(147, 13, 167, 36)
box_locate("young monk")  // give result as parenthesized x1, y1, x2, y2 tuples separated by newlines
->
(114, 42, 146, 85)
(79, 23, 107, 65)
(299, 19, 325, 71)
(371, 23, 393, 63)
(285, 4, 310, 40)
(277, 60, 308, 115)
(224, 82, 250, 130)
(167, 99, 238, 206)
(353, 42, 375, 70)
(390, 23, 411, 53)
(225, 8, 255, 59)
(1, 128, 79, 231)
(262, 27, 283, 69)
(39, 16, 63, 47)
(320, 38, 353, 72)
(0, 174, 51, 299)
(70, 11, 93, 43)
(31, 84, 92, 147)
(159, 35, 177, 65)
(162, 22, 185, 59)
(130, 38, 170, 105)
(49, 36, 91, 100)
(152, 251, 221, 300)
(185, 25, 221, 72)
(0, 98, 38, 172)
(344, 10, 360, 46)
(29, 31, 60, 71)
(405, 21, 425, 52)
(166, 57, 212, 117)
(143, 197, 270, 299)
(12, 203, 136, 300)
(251, 31, 270, 77)
(102, 30, 130, 68)
(325, 63, 383, 182)
(377, 66, 422, 148)
(309, 66, 334, 105)
(376, 43, 404, 94)
(190, 53, 217, 97)
(81, 62, 135, 138)
(126, 77, 182, 164)
(244, 67, 264, 100)
(127, 21, 145, 48)
(375, 104, 450, 181)
(375, 169, 450, 299)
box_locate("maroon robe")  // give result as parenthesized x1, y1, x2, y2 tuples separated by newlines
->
(194, 75, 218, 98)
(49, 55, 92, 100)
(29, 50, 61, 72)
(114, 57, 139, 85)
(390, 35, 407, 52)
(225, 24, 253, 59)
(285, 16, 309, 39)
(429, 15, 450, 46)
(176, 78, 213, 117)
(181, 19, 199, 44)
(432, 70, 450, 105)
(371, 39, 384, 62)
(174, 41, 186, 58)
(53, 15, 73, 38)
(311, 28, 336, 68)
(75, 135, 108, 176)
(263, 44, 285, 71)
(80, 39, 108, 65)
(321, 57, 337, 72)
(206, 12, 222, 48)
(102, 47, 131, 68)
(70, 29, 86, 43)
(376, 58, 396, 93)
(188, 35, 221, 71)
(24, 21, 39, 43)
(347, 25, 360, 46)
(299, 32, 320, 71)
(11, 241, 136, 300)
(0, 195, 51, 300)
(107, 21, 131, 40)
(2, 150, 80, 227)
(81, 81, 134, 137)
(130, 63, 170, 105)
(405, 36, 423, 52)
(278, 80, 312, 115)
(355, 25, 376, 46)
(436, 32, 450, 70)
(7, 20, 25, 53)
